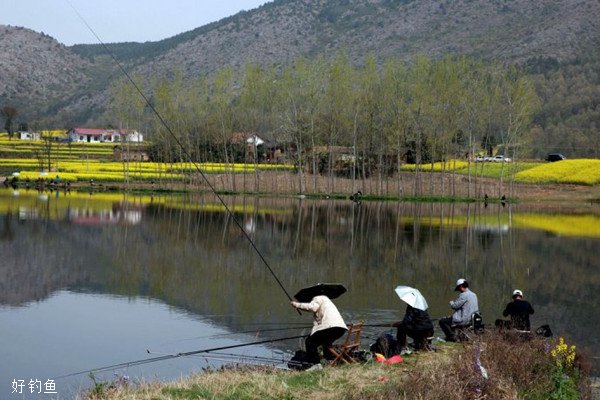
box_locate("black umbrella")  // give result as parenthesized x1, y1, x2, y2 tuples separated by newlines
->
(293, 283, 347, 303)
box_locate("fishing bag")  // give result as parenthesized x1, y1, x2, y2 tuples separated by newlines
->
(535, 324, 553, 338)
(369, 332, 399, 358)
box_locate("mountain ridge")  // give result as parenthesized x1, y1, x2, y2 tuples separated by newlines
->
(0, 0, 599, 147)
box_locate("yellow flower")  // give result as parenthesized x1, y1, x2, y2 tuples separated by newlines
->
(551, 337, 577, 369)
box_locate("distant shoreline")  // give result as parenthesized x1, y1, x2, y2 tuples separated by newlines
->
(6, 171, 598, 204)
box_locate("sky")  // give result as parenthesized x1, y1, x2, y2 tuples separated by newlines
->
(1, 0, 272, 46)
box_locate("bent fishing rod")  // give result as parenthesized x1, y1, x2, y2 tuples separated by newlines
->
(54, 333, 309, 380)
(66, 1, 298, 311)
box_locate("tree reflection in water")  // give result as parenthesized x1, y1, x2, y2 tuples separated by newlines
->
(1, 189, 599, 374)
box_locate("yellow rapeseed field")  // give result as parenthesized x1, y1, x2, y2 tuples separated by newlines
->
(2, 134, 597, 185)
(400, 160, 470, 171)
(514, 159, 600, 185)
(2, 158, 294, 182)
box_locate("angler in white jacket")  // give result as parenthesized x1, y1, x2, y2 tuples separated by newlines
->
(291, 295, 348, 364)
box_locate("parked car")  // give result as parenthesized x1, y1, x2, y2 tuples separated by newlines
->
(475, 156, 490, 162)
(491, 155, 511, 162)
(545, 153, 566, 162)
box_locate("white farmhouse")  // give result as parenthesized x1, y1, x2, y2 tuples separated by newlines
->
(67, 128, 143, 143)
(18, 131, 40, 140)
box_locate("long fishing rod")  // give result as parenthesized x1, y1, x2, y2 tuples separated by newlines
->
(203, 352, 313, 370)
(147, 349, 291, 366)
(160, 325, 312, 346)
(362, 318, 440, 328)
(54, 333, 308, 380)
(188, 354, 292, 370)
(238, 322, 311, 326)
(65, 0, 298, 309)
(171, 351, 312, 370)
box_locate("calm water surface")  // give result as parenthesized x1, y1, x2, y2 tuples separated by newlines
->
(1, 188, 599, 397)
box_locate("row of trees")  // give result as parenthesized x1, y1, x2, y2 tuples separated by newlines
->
(110, 53, 539, 196)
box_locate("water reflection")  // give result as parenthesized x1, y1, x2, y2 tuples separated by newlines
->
(0, 291, 282, 398)
(1, 187, 599, 392)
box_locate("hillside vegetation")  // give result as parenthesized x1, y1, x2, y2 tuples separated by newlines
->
(0, 0, 599, 158)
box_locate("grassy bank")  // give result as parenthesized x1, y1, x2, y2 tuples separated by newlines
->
(83, 333, 593, 400)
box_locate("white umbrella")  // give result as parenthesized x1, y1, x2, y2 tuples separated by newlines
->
(394, 286, 428, 311)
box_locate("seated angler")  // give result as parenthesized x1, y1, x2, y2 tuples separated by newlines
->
(393, 304, 434, 354)
(501, 289, 534, 331)
(439, 278, 479, 342)
(291, 295, 347, 367)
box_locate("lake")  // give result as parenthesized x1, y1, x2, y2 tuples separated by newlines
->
(1, 187, 599, 398)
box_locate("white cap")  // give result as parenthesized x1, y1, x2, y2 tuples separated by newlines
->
(455, 278, 467, 289)
(513, 289, 523, 297)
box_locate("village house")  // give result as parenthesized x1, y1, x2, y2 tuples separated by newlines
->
(307, 145, 355, 173)
(120, 129, 144, 143)
(18, 130, 70, 141)
(230, 132, 284, 163)
(18, 131, 40, 140)
(67, 128, 144, 143)
(113, 145, 150, 162)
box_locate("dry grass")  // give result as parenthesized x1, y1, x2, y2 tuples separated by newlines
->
(81, 332, 592, 400)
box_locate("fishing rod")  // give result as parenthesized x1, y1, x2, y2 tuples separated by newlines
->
(160, 325, 312, 346)
(54, 333, 309, 380)
(147, 349, 291, 366)
(192, 354, 292, 370)
(362, 318, 441, 328)
(65, 0, 298, 311)
(240, 323, 312, 332)
(238, 322, 311, 326)
(184, 351, 312, 370)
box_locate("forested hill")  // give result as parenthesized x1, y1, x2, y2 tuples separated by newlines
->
(71, 0, 600, 69)
(1, 0, 599, 156)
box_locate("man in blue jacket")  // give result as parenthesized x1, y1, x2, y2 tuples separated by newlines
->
(439, 278, 479, 342)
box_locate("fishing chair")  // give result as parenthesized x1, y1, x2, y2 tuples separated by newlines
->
(412, 330, 436, 352)
(328, 321, 364, 366)
(455, 312, 484, 342)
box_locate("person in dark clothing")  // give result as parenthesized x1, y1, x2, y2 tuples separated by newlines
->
(502, 289, 534, 331)
(393, 305, 434, 352)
